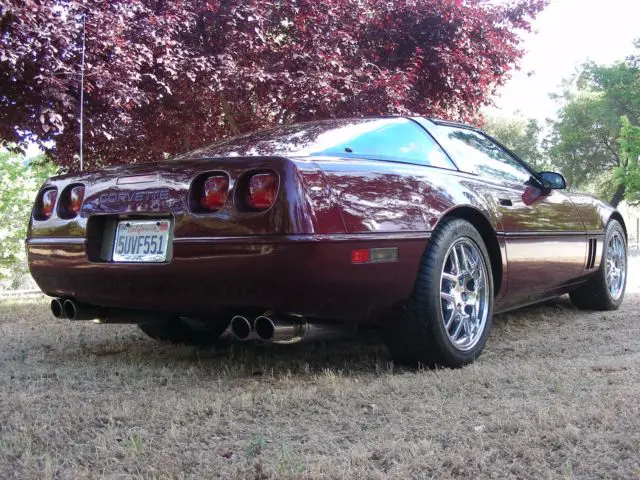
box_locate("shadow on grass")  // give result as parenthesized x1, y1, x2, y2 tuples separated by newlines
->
(55, 326, 396, 378)
(48, 293, 637, 378)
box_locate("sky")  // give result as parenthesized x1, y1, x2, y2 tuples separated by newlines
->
(489, 0, 640, 123)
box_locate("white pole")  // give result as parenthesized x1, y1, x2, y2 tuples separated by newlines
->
(79, 12, 86, 172)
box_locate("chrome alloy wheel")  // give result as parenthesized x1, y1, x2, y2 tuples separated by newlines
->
(440, 238, 490, 352)
(605, 231, 626, 300)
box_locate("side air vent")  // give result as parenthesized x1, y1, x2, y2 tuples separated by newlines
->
(586, 239, 597, 270)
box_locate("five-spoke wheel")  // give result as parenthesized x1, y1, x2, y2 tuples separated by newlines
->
(440, 239, 490, 352)
(605, 230, 626, 301)
(385, 218, 494, 368)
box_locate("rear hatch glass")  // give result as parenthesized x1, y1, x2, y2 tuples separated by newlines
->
(172, 117, 454, 169)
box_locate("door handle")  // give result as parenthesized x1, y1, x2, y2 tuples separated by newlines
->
(498, 197, 513, 207)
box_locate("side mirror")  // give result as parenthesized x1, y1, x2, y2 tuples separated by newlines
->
(539, 171, 567, 190)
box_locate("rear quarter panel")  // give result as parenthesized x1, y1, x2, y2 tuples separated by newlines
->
(306, 157, 503, 234)
(567, 193, 622, 234)
(306, 157, 509, 300)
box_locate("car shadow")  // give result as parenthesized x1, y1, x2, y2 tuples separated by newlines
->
(49, 293, 635, 378)
(53, 324, 395, 377)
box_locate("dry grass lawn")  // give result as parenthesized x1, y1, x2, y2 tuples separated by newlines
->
(1, 261, 639, 479)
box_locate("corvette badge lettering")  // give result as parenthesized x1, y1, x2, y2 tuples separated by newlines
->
(99, 189, 170, 204)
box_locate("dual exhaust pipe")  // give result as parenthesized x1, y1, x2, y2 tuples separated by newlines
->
(51, 298, 139, 323)
(51, 298, 178, 324)
(51, 298, 154, 323)
(51, 298, 106, 321)
(230, 314, 354, 344)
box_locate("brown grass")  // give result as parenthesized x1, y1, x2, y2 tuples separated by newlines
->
(1, 263, 639, 479)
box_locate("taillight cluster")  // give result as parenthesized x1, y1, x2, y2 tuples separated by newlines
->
(34, 184, 85, 220)
(194, 171, 278, 213)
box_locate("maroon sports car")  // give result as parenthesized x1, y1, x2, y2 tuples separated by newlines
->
(27, 117, 628, 367)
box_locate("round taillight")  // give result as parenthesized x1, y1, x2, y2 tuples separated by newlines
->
(57, 184, 85, 219)
(200, 175, 229, 211)
(247, 173, 277, 211)
(35, 188, 58, 220)
(70, 186, 85, 216)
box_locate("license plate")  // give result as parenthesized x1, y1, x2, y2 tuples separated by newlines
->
(112, 219, 171, 263)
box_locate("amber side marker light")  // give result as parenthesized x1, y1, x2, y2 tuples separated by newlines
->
(351, 247, 399, 264)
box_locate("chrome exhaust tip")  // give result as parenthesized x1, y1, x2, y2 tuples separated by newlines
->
(255, 315, 356, 344)
(50, 298, 65, 319)
(254, 315, 277, 341)
(63, 299, 104, 321)
(254, 316, 276, 342)
(63, 299, 78, 320)
(254, 315, 304, 344)
(230, 315, 253, 340)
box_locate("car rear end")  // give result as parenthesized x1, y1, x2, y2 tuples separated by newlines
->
(27, 156, 423, 323)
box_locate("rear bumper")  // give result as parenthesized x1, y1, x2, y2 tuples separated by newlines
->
(27, 233, 428, 323)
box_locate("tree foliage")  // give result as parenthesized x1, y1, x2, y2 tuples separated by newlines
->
(613, 116, 640, 203)
(0, 152, 56, 284)
(547, 92, 619, 186)
(548, 54, 640, 206)
(0, 0, 546, 169)
(483, 116, 546, 169)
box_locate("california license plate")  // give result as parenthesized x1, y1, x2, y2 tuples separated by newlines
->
(112, 219, 171, 263)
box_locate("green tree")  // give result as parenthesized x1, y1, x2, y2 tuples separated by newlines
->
(0, 151, 56, 285)
(548, 54, 640, 206)
(484, 116, 547, 170)
(614, 116, 640, 203)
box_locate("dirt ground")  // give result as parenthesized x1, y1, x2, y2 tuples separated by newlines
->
(1, 261, 639, 479)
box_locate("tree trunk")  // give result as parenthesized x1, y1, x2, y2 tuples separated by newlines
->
(610, 183, 626, 207)
(220, 95, 239, 135)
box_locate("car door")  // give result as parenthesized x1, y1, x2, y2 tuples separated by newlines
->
(490, 180, 587, 306)
(428, 124, 587, 306)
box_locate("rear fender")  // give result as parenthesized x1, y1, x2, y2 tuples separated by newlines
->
(567, 193, 614, 233)
(313, 158, 505, 296)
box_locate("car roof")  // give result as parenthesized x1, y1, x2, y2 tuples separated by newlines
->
(425, 118, 478, 130)
(171, 115, 483, 162)
(282, 115, 477, 130)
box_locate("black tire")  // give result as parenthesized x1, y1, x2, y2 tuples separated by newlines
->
(138, 316, 230, 346)
(385, 218, 494, 368)
(570, 220, 627, 311)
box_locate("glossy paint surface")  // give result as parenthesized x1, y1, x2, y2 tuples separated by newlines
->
(488, 183, 589, 307)
(28, 234, 427, 321)
(26, 118, 624, 323)
(29, 157, 347, 239)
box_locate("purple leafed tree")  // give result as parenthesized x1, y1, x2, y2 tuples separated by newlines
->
(0, 0, 547, 169)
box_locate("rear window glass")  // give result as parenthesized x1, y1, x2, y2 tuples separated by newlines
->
(175, 118, 455, 169)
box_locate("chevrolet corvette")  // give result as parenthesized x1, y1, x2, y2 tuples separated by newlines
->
(27, 117, 628, 367)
